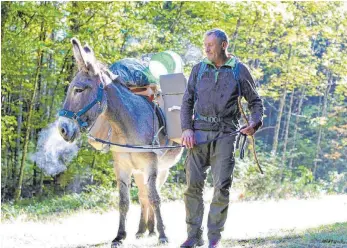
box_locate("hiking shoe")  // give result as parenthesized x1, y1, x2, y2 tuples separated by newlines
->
(180, 236, 204, 248)
(208, 239, 221, 248)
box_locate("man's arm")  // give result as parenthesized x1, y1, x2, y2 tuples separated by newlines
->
(180, 64, 199, 147)
(238, 63, 264, 135)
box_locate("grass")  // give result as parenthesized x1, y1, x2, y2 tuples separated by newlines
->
(223, 222, 347, 248)
(1, 185, 118, 221)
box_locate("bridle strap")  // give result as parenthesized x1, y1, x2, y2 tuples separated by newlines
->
(59, 82, 104, 129)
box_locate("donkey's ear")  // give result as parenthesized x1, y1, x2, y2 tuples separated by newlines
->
(83, 45, 100, 76)
(71, 38, 88, 72)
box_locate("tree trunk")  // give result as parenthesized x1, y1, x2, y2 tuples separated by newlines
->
(14, 19, 45, 202)
(14, 83, 23, 190)
(313, 76, 332, 179)
(271, 45, 292, 157)
(47, 54, 69, 121)
(266, 101, 273, 147)
(289, 87, 306, 169)
(271, 86, 287, 157)
(2, 147, 10, 199)
(39, 172, 44, 195)
(280, 99, 288, 142)
(281, 89, 295, 179)
(231, 18, 241, 54)
(90, 152, 97, 184)
(1, 2, 10, 43)
(33, 162, 37, 187)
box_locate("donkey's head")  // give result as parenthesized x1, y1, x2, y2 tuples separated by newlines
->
(58, 38, 117, 142)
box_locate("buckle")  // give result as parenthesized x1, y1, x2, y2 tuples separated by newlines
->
(211, 117, 217, 122)
(208, 116, 220, 123)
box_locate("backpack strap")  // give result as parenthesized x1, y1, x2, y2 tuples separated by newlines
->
(194, 62, 207, 103)
(197, 62, 207, 83)
(193, 62, 207, 112)
(231, 57, 241, 97)
(196, 58, 241, 96)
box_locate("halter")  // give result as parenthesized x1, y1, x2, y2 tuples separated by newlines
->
(58, 80, 104, 130)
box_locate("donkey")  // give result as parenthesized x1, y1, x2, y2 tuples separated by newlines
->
(58, 38, 183, 247)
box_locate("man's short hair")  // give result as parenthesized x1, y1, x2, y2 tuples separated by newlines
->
(205, 28, 229, 44)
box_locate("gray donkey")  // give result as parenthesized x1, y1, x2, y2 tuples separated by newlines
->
(58, 38, 183, 247)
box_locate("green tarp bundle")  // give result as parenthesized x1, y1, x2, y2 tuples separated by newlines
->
(109, 58, 157, 87)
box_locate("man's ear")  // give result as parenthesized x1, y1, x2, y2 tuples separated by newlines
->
(222, 41, 229, 51)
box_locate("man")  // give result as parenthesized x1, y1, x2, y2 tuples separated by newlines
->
(180, 29, 264, 248)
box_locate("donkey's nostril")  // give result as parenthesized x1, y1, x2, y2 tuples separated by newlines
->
(61, 128, 66, 135)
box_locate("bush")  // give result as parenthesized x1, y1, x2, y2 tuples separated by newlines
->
(234, 154, 323, 200)
(160, 183, 186, 201)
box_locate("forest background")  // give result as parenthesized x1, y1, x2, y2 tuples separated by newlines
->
(1, 1, 346, 212)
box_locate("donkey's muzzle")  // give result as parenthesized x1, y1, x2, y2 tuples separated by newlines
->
(58, 119, 77, 143)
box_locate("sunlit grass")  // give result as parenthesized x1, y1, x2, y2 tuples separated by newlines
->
(223, 222, 347, 248)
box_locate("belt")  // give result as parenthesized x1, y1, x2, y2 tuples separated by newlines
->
(195, 113, 223, 123)
(194, 113, 239, 132)
(197, 115, 222, 123)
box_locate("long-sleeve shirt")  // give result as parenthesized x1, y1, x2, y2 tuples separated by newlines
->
(181, 57, 264, 132)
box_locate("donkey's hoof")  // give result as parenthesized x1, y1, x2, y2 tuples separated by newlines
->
(111, 240, 123, 248)
(148, 231, 156, 237)
(135, 232, 145, 239)
(158, 237, 169, 244)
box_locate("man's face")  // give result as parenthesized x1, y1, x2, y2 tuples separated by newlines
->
(204, 34, 227, 63)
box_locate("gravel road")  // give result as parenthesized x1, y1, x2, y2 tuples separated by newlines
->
(1, 194, 347, 248)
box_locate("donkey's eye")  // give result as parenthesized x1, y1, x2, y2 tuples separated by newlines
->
(74, 88, 85, 93)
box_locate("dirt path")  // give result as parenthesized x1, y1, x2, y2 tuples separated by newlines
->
(1, 195, 347, 248)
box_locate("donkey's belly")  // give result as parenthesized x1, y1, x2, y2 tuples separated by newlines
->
(113, 148, 183, 172)
(158, 147, 184, 170)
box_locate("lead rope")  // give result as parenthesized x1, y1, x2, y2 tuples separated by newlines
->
(87, 130, 241, 150)
(237, 96, 264, 174)
(233, 59, 263, 174)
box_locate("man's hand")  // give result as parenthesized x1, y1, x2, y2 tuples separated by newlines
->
(181, 129, 195, 149)
(240, 123, 256, 136)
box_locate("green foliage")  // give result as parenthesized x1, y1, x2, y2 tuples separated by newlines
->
(1, 115, 17, 149)
(160, 183, 186, 202)
(235, 154, 322, 200)
(1, 1, 346, 203)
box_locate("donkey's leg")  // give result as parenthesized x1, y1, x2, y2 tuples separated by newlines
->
(133, 172, 149, 238)
(145, 158, 168, 244)
(148, 169, 169, 236)
(111, 157, 132, 248)
(147, 205, 156, 237)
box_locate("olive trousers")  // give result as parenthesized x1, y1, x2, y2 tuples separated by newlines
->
(184, 130, 236, 241)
